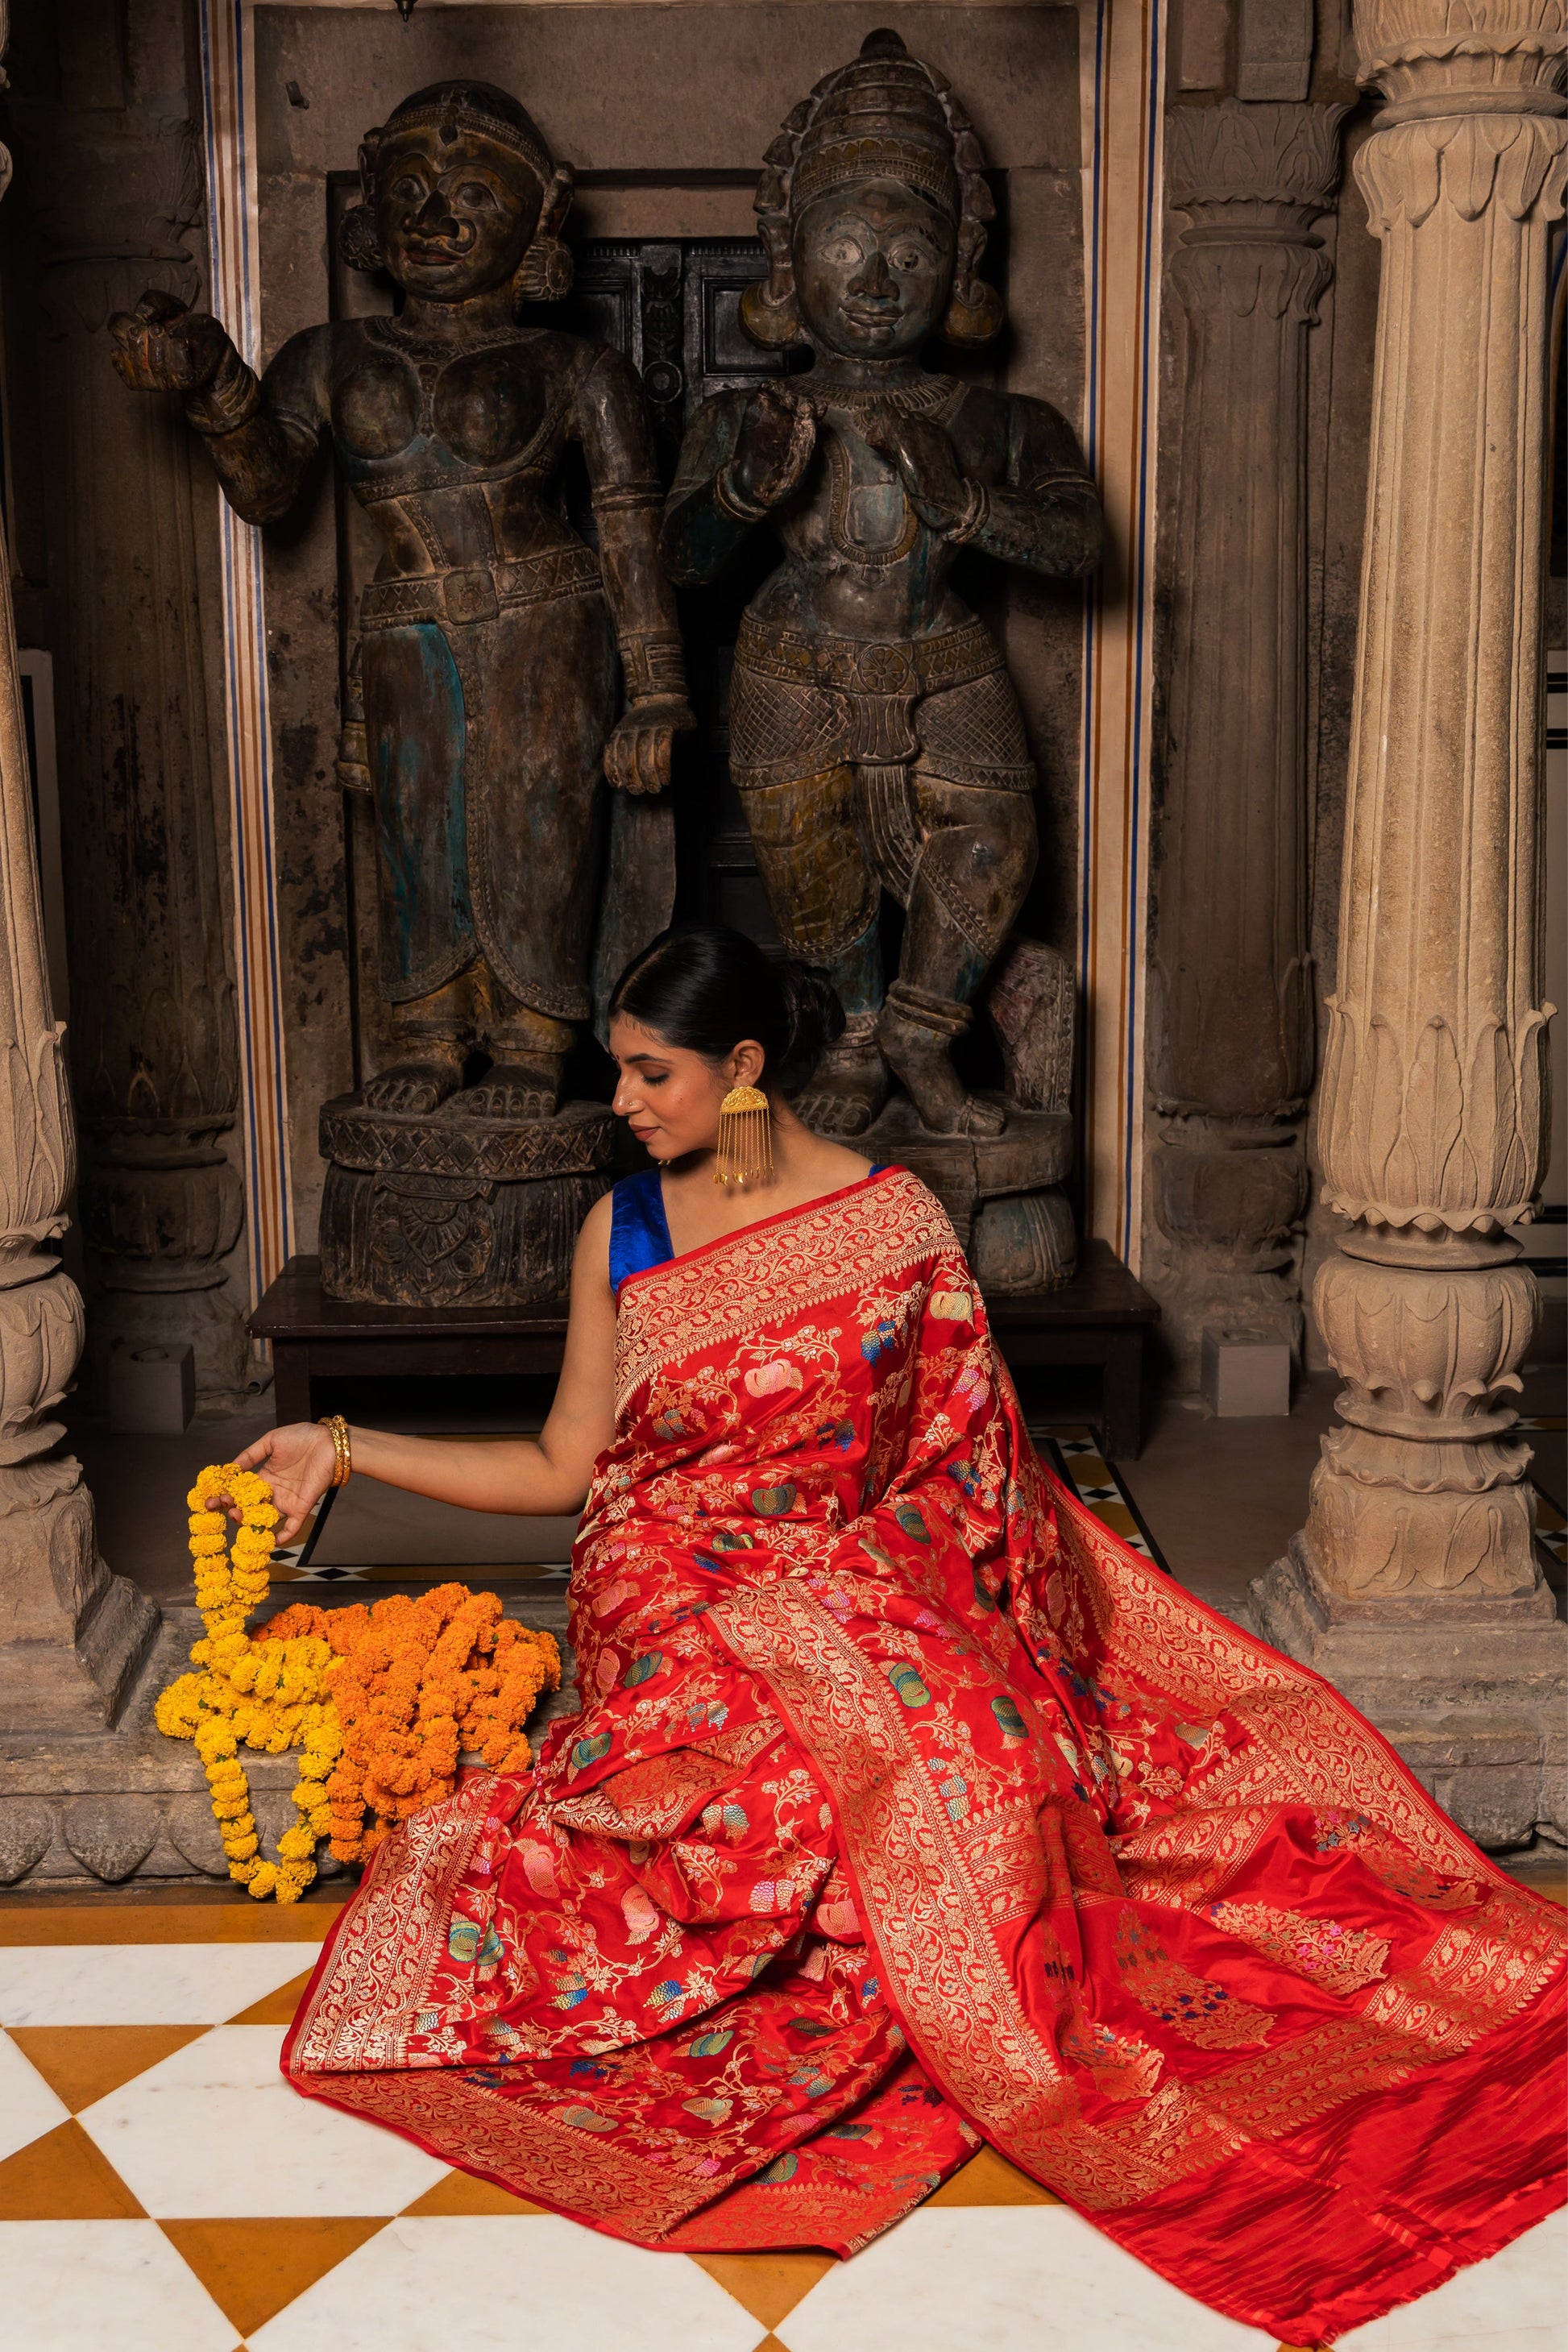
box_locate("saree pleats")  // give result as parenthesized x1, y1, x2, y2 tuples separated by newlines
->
(284, 1168, 1566, 2345)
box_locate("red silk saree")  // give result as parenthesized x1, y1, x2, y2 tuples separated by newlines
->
(284, 1168, 1566, 2346)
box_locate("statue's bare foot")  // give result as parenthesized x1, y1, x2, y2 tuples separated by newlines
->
(796, 1040, 890, 1139)
(456, 1061, 562, 1122)
(363, 1048, 465, 1114)
(879, 1006, 1007, 1138)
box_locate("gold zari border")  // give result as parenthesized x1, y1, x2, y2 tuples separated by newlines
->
(613, 1170, 954, 1415)
(710, 1571, 1566, 2214)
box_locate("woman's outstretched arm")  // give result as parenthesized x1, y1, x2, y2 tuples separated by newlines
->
(232, 1195, 618, 1541)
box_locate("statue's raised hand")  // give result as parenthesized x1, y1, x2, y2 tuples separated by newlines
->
(723, 387, 815, 516)
(109, 289, 233, 396)
(604, 696, 696, 795)
(861, 408, 971, 533)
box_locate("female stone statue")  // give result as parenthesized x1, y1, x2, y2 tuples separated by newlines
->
(112, 78, 691, 1122)
(662, 31, 1101, 1140)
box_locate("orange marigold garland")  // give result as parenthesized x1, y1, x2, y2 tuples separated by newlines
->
(156, 1465, 561, 1899)
(268, 1584, 559, 1864)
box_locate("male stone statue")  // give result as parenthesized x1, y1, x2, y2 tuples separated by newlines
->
(662, 31, 1100, 1139)
(113, 78, 691, 1123)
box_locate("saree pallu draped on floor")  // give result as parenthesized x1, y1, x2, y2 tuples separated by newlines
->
(284, 1169, 1566, 2346)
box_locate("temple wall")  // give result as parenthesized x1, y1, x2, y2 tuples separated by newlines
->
(1, 0, 1552, 1410)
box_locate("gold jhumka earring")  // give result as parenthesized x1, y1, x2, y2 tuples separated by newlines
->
(714, 1085, 772, 1187)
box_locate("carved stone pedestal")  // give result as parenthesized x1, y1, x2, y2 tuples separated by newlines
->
(842, 933, 1078, 1292)
(1252, 1543, 1566, 1850)
(318, 1098, 614, 1307)
(857, 1095, 1076, 1291)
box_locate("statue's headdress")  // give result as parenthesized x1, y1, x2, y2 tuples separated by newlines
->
(340, 79, 575, 305)
(743, 29, 1002, 351)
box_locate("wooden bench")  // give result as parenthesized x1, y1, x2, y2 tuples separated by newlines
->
(252, 1237, 1161, 1458)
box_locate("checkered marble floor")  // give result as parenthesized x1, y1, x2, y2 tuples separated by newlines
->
(1, 1902, 1561, 2352)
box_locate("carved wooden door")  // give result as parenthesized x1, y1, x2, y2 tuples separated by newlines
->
(555, 238, 803, 947)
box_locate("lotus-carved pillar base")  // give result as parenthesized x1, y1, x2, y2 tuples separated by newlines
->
(0, 1457, 158, 1737)
(1251, 1530, 1565, 1850)
(1255, 1249, 1565, 1846)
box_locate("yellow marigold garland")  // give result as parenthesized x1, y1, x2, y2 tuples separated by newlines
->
(156, 1465, 560, 1900)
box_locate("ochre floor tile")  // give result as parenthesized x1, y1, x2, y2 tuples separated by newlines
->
(10, 2024, 209, 2111)
(0, 2117, 147, 2217)
(0, 1900, 346, 1946)
(924, 2143, 1059, 2205)
(691, 2250, 838, 2329)
(225, 1970, 314, 2026)
(401, 2168, 545, 2217)
(160, 2215, 389, 2339)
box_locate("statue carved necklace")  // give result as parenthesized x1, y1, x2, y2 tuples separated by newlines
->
(802, 374, 963, 425)
(366, 313, 537, 362)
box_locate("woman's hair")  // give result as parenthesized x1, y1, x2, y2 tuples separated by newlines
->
(609, 926, 844, 1092)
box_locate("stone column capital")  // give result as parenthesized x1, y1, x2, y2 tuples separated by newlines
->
(1168, 97, 1351, 215)
(1354, 107, 1568, 229)
(1354, 0, 1567, 110)
(1168, 102, 1349, 321)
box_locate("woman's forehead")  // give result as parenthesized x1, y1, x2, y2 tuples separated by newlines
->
(608, 1015, 678, 1059)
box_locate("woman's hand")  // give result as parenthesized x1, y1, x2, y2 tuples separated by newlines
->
(232, 1422, 336, 1544)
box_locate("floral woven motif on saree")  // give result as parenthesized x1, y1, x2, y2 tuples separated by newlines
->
(284, 1168, 1566, 2347)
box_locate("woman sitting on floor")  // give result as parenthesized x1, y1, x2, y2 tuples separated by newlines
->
(240, 924, 1564, 2350)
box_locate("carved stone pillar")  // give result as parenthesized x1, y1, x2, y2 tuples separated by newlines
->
(1253, 0, 1567, 1848)
(1149, 102, 1346, 1383)
(0, 160, 159, 1732)
(34, 128, 247, 1410)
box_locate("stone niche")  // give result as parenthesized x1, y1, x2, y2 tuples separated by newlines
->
(247, 3, 1091, 1267)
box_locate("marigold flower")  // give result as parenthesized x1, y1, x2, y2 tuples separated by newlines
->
(160, 1463, 558, 1900)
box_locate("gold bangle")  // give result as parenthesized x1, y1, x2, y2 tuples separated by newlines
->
(317, 1412, 351, 1487)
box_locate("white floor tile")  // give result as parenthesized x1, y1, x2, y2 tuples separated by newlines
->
(1338, 2209, 1568, 2350)
(77, 2025, 447, 2218)
(0, 2030, 70, 2162)
(249, 2214, 763, 2352)
(0, 1942, 321, 2026)
(0, 2219, 237, 2351)
(778, 2205, 1275, 2352)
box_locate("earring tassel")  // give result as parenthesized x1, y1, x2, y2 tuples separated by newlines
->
(715, 1085, 773, 1188)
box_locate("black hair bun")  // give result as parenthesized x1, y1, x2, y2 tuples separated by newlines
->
(777, 959, 845, 1089)
(610, 923, 844, 1092)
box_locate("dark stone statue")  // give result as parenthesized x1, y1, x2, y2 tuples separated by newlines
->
(112, 77, 691, 1124)
(662, 31, 1101, 1145)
